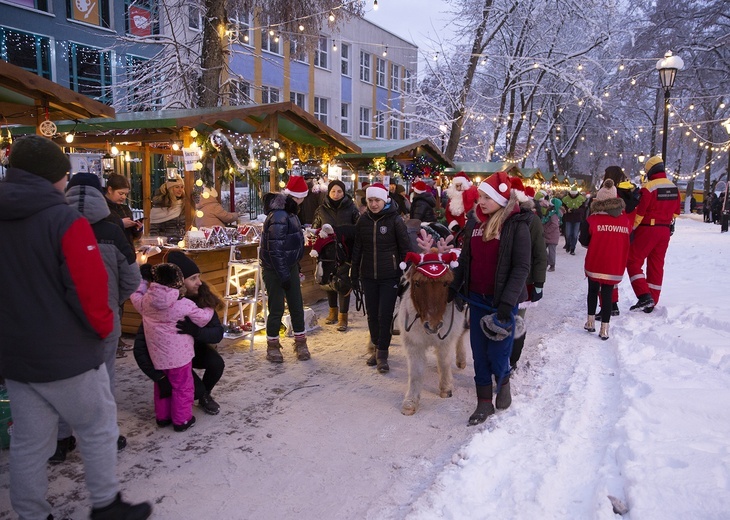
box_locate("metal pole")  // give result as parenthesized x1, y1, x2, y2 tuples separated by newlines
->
(721, 151, 730, 232)
(661, 89, 670, 164)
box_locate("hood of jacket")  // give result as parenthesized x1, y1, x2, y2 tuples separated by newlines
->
(147, 283, 183, 310)
(412, 191, 436, 207)
(65, 184, 111, 224)
(0, 168, 70, 222)
(264, 192, 299, 214)
(591, 196, 625, 217)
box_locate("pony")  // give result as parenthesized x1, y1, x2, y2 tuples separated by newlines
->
(396, 251, 468, 416)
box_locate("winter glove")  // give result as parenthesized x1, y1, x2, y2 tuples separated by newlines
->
(480, 313, 514, 342)
(669, 220, 675, 236)
(157, 376, 172, 398)
(140, 263, 153, 282)
(281, 279, 291, 291)
(497, 303, 514, 323)
(176, 316, 200, 338)
(531, 284, 544, 302)
(351, 274, 361, 293)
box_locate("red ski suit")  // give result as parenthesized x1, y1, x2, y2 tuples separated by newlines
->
(627, 172, 680, 304)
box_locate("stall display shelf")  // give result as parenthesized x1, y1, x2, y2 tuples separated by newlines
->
(222, 246, 267, 350)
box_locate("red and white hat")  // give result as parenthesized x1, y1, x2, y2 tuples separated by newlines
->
(284, 175, 309, 198)
(478, 172, 512, 207)
(412, 180, 428, 194)
(399, 251, 459, 278)
(509, 176, 529, 202)
(452, 172, 472, 187)
(365, 182, 389, 202)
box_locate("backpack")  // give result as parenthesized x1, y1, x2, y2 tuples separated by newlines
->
(311, 231, 352, 295)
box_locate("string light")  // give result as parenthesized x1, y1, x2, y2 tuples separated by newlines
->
(373, 0, 379, 10)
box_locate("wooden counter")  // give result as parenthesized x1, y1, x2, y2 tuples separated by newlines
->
(122, 243, 325, 334)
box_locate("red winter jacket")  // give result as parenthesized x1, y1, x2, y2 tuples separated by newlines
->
(583, 197, 631, 285)
(633, 172, 681, 229)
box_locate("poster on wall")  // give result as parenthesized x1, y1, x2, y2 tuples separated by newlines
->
(72, 0, 100, 26)
(69, 153, 103, 180)
(129, 6, 152, 36)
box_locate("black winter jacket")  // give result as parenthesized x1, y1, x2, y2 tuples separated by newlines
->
(451, 195, 532, 308)
(410, 192, 437, 222)
(519, 198, 547, 288)
(259, 193, 305, 283)
(311, 194, 360, 229)
(351, 203, 411, 280)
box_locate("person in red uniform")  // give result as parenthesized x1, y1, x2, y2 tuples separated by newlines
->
(580, 179, 632, 340)
(627, 155, 681, 313)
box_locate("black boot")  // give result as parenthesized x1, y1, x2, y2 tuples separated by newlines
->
(48, 435, 76, 464)
(376, 349, 389, 373)
(495, 376, 512, 410)
(90, 493, 152, 520)
(468, 385, 495, 426)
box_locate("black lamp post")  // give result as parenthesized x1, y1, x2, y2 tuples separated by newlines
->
(721, 118, 730, 232)
(656, 51, 684, 164)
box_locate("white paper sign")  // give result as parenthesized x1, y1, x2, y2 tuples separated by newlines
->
(182, 148, 199, 171)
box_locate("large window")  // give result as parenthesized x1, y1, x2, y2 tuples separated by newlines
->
(376, 57, 386, 87)
(314, 36, 328, 69)
(314, 97, 328, 125)
(389, 118, 399, 140)
(290, 91, 305, 109)
(390, 64, 400, 91)
(404, 69, 413, 94)
(341, 103, 350, 135)
(125, 55, 161, 111)
(0, 27, 52, 79)
(289, 37, 308, 63)
(229, 8, 251, 44)
(125, 0, 159, 36)
(341, 43, 350, 76)
(375, 111, 385, 138)
(403, 121, 411, 139)
(188, 5, 201, 30)
(261, 27, 281, 55)
(229, 79, 251, 105)
(359, 107, 371, 138)
(7, 0, 49, 11)
(261, 86, 279, 104)
(359, 51, 371, 83)
(67, 0, 111, 28)
(69, 43, 112, 104)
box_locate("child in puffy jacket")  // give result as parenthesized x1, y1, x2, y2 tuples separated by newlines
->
(131, 263, 213, 432)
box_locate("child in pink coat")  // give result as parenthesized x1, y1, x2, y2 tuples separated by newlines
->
(131, 263, 213, 431)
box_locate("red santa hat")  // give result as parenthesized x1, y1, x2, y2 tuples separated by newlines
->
(399, 251, 459, 276)
(412, 180, 428, 194)
(478, 172, 512, 207)
(509, 176, 530, 203)
(284, 175, 309, 198)
(452, 172, 472, 187)
(365, 182, 389, 202)
(524, 186, 536, 198)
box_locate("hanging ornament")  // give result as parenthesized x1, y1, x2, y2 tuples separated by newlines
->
(39, 120, 57, 137)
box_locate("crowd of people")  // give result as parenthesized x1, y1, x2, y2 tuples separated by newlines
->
(0, 134, 682, 520)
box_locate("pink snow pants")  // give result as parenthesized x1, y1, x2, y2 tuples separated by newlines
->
(154, 362, 194, 426)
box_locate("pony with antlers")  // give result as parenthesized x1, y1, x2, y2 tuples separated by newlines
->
(397, 231, 469, 415)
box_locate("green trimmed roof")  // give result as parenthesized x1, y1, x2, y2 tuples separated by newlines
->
(336, 138, 453, 167)
(444, 162, 520, 175)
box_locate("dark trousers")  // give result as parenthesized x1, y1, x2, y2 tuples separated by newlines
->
(362, 277, 400, 351)
(587, 280, 614, 323)
(327, 290, 351, 312)
(468, 293, 515, 388)
(263, 265, 305, 337)
(564, 221, 580, 251)
(192, 344, 225, 399)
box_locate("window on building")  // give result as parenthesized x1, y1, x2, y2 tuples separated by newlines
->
(376, 57, 386, 87)
(67, 0, 111, 29)
(125, 0, 159, 36)
(188, 5, 201, 30)
(341, 103, 350, 135)
(404, 69, 413, 94)
(314, 36, 328, 69)
(229, 8, 251, 45)
(125, 55, 161, 111)
(289, 37, 308, 63)
(359, 107, 371, 138)
(389, 118, 399, 140)
(359, 51, 371, 83)
(403, 121, 411, 139)
(261, 27, 281, 55)
(375, 111, 385, 138)
(314, 97, 328, 125)
(390, 64, 400, 91)
(341, 43, 350, 76)
(229, 79, 251, 105)
(6, 0, 49, 11)
(0, 26, 52, 79)
(261, 85, 279, 104)
(290, 91, 305, 109)
(69, 43, 112, 104)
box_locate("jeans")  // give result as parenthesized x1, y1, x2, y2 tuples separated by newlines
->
(468, 293, 516, 388)
(564, 221, 580, 252)
(263, 265, 305, 337)
(362, 277, 400, 351)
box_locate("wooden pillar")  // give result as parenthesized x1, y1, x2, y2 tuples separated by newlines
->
(267, 115, 279, 190)
(182, 129, 196, 230)
(142, 144, 152, 236)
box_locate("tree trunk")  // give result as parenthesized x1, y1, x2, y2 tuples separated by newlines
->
(199, 0, 226, 107)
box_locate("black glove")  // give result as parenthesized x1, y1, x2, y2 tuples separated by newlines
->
(157, 376, 172, 398)
(669, 220, 675, 236)
(281, 279, 291, 291)
(497, 303, 513, 323)
(140, 263, 153, 282)
(351, 275, 361, 293)
(447, 287, 457, 303)
(176, 316, 200, 338)
(531, 284, 544, 302)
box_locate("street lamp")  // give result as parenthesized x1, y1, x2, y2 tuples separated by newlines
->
(439, 124, 448, 154)
(721, 118, 730, 232)
(656, 50, 684, 164)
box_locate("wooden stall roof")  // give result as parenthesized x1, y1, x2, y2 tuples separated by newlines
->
(444, 162, 521, 176)
(336, 138, 453, 167)
(0, 60, 114, 125)
(8, 102, 360, 154)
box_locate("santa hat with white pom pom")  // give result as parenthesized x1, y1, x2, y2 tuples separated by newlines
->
(399, 251, 459, 278)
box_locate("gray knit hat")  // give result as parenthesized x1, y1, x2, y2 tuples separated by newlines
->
(9, 135, 70, 183)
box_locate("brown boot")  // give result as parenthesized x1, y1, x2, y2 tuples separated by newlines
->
(495, 376, 512, 410)
(599, 322, 610, 340)
(366, 341, 377, 366)
(294, 337, 311, 360)
(266, 338, 283, 363)
(325, 307, 338, 324)
(336, 313, 348, 332)
(468, 385, 495, 425)
(376, 349, 389, 373)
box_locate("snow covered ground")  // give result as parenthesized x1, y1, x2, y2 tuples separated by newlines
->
(1, 215, 729, 519)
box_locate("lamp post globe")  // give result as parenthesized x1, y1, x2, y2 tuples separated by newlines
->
(656, 51, 684, 164)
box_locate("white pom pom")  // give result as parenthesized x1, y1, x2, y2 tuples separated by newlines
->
(450, 261, 459, 268)
(319, 223, 334, 238)
(499, 182, 508, 193)
(399, 261, 407, 270)
(310, 250, 319, 258)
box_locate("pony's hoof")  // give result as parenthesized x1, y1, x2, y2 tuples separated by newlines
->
(456, 360, 467, 370)
(439, 389, 453, 398)
(401, 400, 418, 415)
